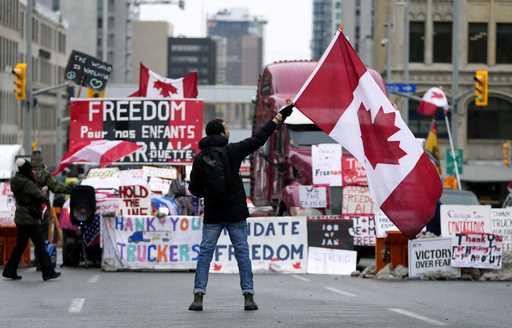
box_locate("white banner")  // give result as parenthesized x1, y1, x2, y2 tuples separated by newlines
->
(408, 238, 460, 279)
(143, 166, 177, 180)
(307, 247, 357, 275)
(490, 208, 512, 252)
(299, 185, 328, 208)
(211, 217, 308, 274)
(440, 205, 491, 238)
(102, 215, 202, 270)
(311, 144, 342, 186)
(451, 233, 503, 269)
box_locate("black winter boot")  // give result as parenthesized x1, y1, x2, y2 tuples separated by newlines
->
(188, 293, 203, 311)
(244, 293, 258, 311)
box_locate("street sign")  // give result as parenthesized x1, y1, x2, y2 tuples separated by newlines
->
(65, 50, 112, 91)
(385, 83, 417, 93)
(446, 149, 463, 176)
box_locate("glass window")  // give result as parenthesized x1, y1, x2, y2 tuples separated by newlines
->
(468, 23, 487, 63)
(433, 22, 452, 63)
(287, 125, 336, 147)
(408, 99, 450, 138)
(410, 21, 425, 63)
(467, 96, 512, 139)
(496, 23, 512, 64)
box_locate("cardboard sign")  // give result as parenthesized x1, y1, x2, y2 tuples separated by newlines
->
(65, 50, 112, 90)
(307, 215, 353, 249)
(307, 247, 357, 275)
(342, 153, 368, 186)
(148, 177, 172, 194)
(211, 217, 308, 273)
(142, 166, 177, 180)
(349, 215, 376, 246)
(101, 216, 202, 270)
(81, 167, 120, 190)
(375, 209, 399, 238)
(451, 233, 503, 269)
(311, 144, 342, 186)
(299, 185, 328, 208)
(490, 208, 512, 252)
(440, 205, 491, 237)
(0, 182, 15, 224)
(342, 186, 375, 219)
(69, 99, 203, 163)
(408, 238, 460, 279)
(118, 171, 151, 216)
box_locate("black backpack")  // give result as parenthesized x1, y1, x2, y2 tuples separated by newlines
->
(196, 147, 232, 199)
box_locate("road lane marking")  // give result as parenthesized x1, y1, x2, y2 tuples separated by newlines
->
(68, 298, 85, 313)
(88, 275, 99, 283)
(323, 286, 356, 297)
(292, 275, 310, 282)
(388, 308, 448, 326)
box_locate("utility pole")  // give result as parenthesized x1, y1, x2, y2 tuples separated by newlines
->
(403, 0, 410, 123)
(23, 0, 33, 154)
(451, 0, 460, 148)
(385, 6, 393, 83)
(103, 0, 108, 62)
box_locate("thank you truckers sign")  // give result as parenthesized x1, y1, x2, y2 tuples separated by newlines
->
(69, 98, 203, 163)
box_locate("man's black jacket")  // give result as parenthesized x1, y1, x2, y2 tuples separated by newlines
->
(189, 120, 277, 224)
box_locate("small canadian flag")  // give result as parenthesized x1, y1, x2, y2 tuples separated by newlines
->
(133, 63, 198, 99)
(417, 87, 448, 116)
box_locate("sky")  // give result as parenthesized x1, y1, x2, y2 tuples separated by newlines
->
(139, 0, 312, 65)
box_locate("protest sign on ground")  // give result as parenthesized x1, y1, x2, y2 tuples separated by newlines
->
(451, 233, 503, 269)
(408, 238, 460, 279)
(374, 209, 399, 238)
(342, 153, 368, 186)
(490, 208, 512, 252)
(342, 186, 375, 219)
(307, 215, 353, 249)
(299, 185, 328, 208)
(349, 215, 376, 246)
(307, 247, 357, 275)
(211, 216, 308, 274)
(440, 205, 491, 238)
(311, 144, 342, 186)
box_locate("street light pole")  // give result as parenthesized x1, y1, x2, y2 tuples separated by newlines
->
(451, 0, 460, 148)
(403, 0, 410, 123)
(23, 0, 33, 153)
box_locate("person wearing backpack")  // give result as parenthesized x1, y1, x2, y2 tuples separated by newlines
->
(188, 104, 294, 311)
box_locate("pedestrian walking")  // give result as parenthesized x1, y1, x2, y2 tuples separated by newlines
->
(2, 159, 61, 281)
(187, 103, 294, 311)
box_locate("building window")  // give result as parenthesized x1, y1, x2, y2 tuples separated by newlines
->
(496, 23, 512, 64)
(409, 21, 425, 63)
(408, 99, 450, 139)
(467, 96, 512, 139)
(433, 22, 452, 63)
(468, 23, 487, 63)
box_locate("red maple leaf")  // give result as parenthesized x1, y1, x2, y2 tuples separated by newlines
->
(357, 104, 407, 169)
(153, 79, 177, 97)
(213, 263, 222, 271)
(430, 91, 444, 100)
(292, 262, 302, 270)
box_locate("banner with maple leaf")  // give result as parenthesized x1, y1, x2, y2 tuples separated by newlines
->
(135, 63, 198, 99)
(293, 30, 442, 237)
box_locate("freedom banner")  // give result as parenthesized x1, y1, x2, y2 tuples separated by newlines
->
(101, 216, 202, 270)
(211, 217, 308, 274)
(69, 98, 203, 163)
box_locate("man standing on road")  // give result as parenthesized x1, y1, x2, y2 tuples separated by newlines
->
(188, 104, 294, 311)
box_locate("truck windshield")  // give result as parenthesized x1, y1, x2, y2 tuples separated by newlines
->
(288, 125, 336, 146)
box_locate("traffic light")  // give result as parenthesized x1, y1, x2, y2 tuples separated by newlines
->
(31, 142, 38, 152)
(86, 88, 105, 98)
(504, 141, 511, 167)
(178, 0, 185, 10)
(12, 63, 27, 101)
(474, 70, 488, 107)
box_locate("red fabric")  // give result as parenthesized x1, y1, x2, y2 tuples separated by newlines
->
(138, 63, 150, 96)
(380, 153, 442, 237)
(294, 33, 366, 133)
(128, 89, 141, 97)
(98, 142, 140, 167)
(417, 100, 438, 117)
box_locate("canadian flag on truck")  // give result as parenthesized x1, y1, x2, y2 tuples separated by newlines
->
(134, 63, 198, 98)
(293, 30, 442, 237)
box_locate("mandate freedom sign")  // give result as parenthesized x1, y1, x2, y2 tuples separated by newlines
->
(69, 98, 203, 163)
(440, 205, 491, 238)
(211, 217, 308, 274)
(408, 238, 460, 279)
(101, 216, 202, 270)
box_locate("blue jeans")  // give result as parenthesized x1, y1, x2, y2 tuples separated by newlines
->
(193, 221, 254, 295)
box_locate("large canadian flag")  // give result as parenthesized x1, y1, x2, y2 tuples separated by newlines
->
(136, 63, 198, 98)
(417, 87, 448, 116)
(294, 31, 442, 237)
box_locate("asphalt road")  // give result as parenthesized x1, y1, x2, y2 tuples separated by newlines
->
(1, 266, 511, 328)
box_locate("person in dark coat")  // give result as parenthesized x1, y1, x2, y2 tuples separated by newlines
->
(2, 159, 61, 281)
(187, 104, 294, 311)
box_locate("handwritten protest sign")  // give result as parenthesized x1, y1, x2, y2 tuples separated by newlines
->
(349, 215, 376, 246)
(299, 185, 328, 208)
(142, 166, 177, 180)
(101, 216, 202, 270)
(65, 50, 112, 90)
(211, 216, 308, 273)
(451, 233, 503, 269)
(307, 215, 353, 249)
(342, 153, 368, 186)
(490, 208, 512, 252)
(342, 186, 374, 219)
(311, 144, 342, 186)
(118, 170, 151, 216)
(307, 247, 357, 275)
(374, 209, 399, 238)
(408, 238, 460, 278)
(440, 205, 491, 238)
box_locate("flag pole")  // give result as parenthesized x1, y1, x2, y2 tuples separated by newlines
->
(443, 111, 462, 190)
